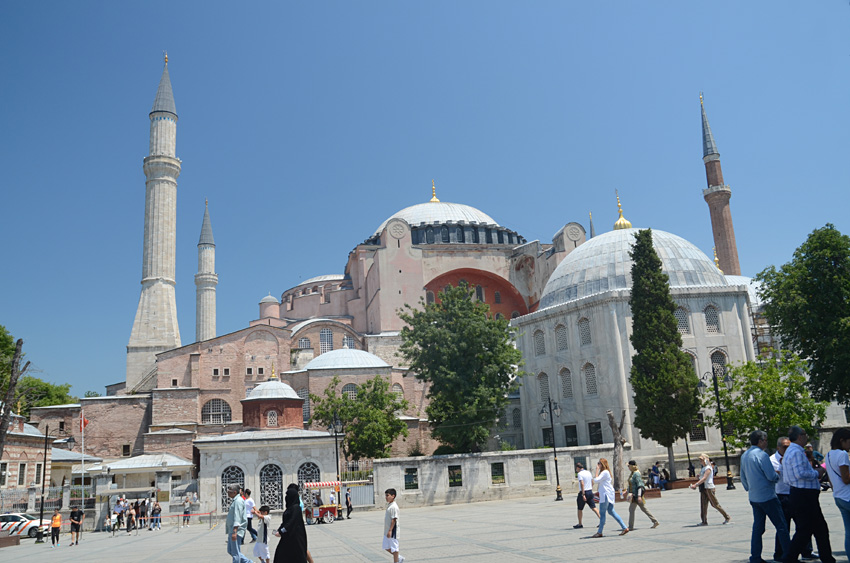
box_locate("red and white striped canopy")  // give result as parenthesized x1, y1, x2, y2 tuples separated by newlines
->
(303, 481, 340, 488)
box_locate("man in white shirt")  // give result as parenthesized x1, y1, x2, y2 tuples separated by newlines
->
(574, 462, 600, 528)
(244, 489, 257, 543)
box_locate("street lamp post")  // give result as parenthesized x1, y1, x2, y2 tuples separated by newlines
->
(699, 370, 736, 490)
(539, 397, 563, 501)
(35, 424, 49, 543)
(328, 414, 344, 518)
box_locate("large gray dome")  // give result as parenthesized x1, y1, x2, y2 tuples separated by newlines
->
(539, 228, 728, 310)
(304, 348, 390, 371)
(374, 201, 499, 236)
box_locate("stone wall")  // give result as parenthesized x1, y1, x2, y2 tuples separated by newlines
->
(78, 396, 152, 458)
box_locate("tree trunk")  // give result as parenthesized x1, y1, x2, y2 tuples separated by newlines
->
(606, 409, 627, 491)
(0, 339, 30, 460)
(667, 445, 678, 481)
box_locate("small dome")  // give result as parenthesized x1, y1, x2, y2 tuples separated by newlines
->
(245, 378, 300, 401)
(260, 294, 279, 304)
(374, 201, 499, 236)
(304, 348, 390, 371)
(539, 228, 728, 309)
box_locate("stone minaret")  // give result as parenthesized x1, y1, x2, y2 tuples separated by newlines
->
(700, 94, 741, 275)
(126, 55, 182, 390)
(195, 200, 217, 342)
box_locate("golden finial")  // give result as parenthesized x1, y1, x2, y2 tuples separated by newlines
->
(713, 247, 724, 274)
(430, 179, 440, 202)
(205, 198, 208, 207)
(271, 362, 276, 379)
(700, 92, 704, 106)
(164, 51, 168, 65)
(613, 190, 632, 230)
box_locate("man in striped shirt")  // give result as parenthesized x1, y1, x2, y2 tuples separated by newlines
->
(782, 425, 834, 563)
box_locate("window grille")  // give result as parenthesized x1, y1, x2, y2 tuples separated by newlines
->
(584, 363, 598, 395)
(298, 388, 310, 422)
(298, 338, 311, 349)
(491, 462, 505, 484)
(404, 468, 419, 490)
(711, 350, 727, 378)
(267, 410, 278, 427)
(555, 324, 568, 351)
(259, 464, 283, 510)
(588, 422, 603, 445)
(342, 383, 358, 401)
(456, 227, 464, 242)
(532, 460, 547, 481)
(533, 330, 546, 356)
(426, 291, 435, 305)
(538, 373, 550, 402)
(426, 229, 435, 244)
(296, 463, 320, 497)
(475, 285, 484, 301)
(0, 463, 6, 486)
(560, 368, 573, 399)
(675, 307, 691, 335)
(511, 311, 520, 319)
(542, 427, 554, 447)
(578, 318, 592, 346)
(704, 305, 720, 333)
(201, 399, 232, 424)
(565, 425, 579, 447)
(18, 463, 26, 486)
(221, 466, 245, 511)
(343, 335, 357, 349)
(690, 412, 707, 441)
(441, 226, 449, 243)
(494, 291, 501, 304)
(448, 465, 462, 487)
(320, 328, 334, 353)
(392, 383, 404, 401)
(512, 408, 522, 429)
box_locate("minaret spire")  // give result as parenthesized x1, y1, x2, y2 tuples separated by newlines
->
(196, 200, 218, 342)
(127, 57, 182, 391)
(700, 94, 741, 275)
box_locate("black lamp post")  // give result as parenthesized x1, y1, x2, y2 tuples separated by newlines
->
(328, 414, 344, 518)
(699, 369, 736, 490)
(35, 424, 49, 543)
(539, 397, 564, 501)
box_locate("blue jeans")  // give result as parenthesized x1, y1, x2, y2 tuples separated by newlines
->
(226, 535, 252, 563)
(834, 496, 850, 560)
(597, 501, 627, 534)
(750, 498, 789, 563)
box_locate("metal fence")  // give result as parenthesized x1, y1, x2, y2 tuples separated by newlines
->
(37, 486, 63, 511)
(340, 459, 373, 482)
(70, 485, 95, 509)
(341, 480, 375, 507)
(0, 488, 28, 512)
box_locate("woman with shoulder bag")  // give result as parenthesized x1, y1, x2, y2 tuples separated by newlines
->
(824, 428, 850, 558)
(626, 460, 659, 531)
(591, 458, 629, 538)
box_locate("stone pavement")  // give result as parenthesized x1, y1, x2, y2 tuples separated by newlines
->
(9, 486, 849, 562)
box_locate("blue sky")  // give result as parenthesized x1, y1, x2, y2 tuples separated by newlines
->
(1, 2, 848, 397)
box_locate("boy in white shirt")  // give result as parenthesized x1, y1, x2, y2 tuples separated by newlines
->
(251, 505, 272, 563)
(383, 489, 404, 563)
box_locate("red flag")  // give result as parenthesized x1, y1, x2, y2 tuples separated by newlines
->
(80, 412, 90, 432)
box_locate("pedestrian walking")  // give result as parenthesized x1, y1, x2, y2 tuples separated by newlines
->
(771, 437, 816, 561)
(573, 462, 600, 529)
(381, 488, 404, 562)
(739, 430, 791, 563)
(345, 487, 353, 519)
(626, 460, 659, 531)
(252, 505, 272, 563)
(225, 483, 252, 563)
(274, 488, 309, 563)
(50, 508, 61, 547)
(823, 427, 850, 559)
(182, 495, 192, 527)
(783, 425, 835, 563)
(689, 453, 731, 525)
(69, 504, 84, 546)
(591, 458, 628, 538)
(244, 489, 257, 542)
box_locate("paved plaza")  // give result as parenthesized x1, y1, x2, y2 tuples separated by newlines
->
(9, 487, 849, 562)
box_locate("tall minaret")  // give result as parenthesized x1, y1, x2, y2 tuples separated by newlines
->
(195, 200, 217, 342)
(700, 94, 741, 275)
(126, 54, 182, 390)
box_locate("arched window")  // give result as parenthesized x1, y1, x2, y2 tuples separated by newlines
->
(297, 462, 321, 497)
(511, 311, 520, 319)
(537, 372, 550, 402)
(685, 352, 698, 375)
(583, 363, 598, 395)
(426, 291, 435, 305)
(555, 324, 568, 351)
(472, 229, 480, 243)
(674, 307, 691, 335)
(320, 328, 334, 353)
(578, 318, 592, 346)
(201, 399, 232, 424)
(711, 350, 727, 379)
(298, 388, 310, 422)
(221, 465, 244, 511)
(342, 383, 358, 401)
(312, 286, 319, 294)
(495, 313, 504, 320)
(456, 227, 464, 242)
(266, 410, 278, 427)
(392, 383, 404, 401)
(298, 337, 311, 349)
(441, 226, 450, 243)
(494, 291, 501, 304)
(475, 285, 484, 301)
(704, 305, 721, 333)
(533, 330, 546, 356)
(560, 368, 573, 399)
(426, 228, 435, 244)
(259, 464, 283, 510)
(512, 408, 522, 429)
(343, 335, 357, 349)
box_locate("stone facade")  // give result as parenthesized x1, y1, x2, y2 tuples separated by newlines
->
(0, 416, 52, 489)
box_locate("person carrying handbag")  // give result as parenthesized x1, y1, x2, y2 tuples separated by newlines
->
(626, 460, 659, 531)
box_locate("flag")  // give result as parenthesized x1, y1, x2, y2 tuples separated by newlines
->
(80, 412, 90, 432)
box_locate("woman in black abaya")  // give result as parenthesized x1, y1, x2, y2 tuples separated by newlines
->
(274, 488, 308, 563)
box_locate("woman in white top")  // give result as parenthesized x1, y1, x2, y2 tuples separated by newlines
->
(825, 428, 850, 558)
(591, 458, 628, 538)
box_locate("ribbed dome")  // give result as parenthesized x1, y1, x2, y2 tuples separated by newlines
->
(539, 228, 728, 309)
(245, 378, 300, 401)
(304, 348, 390, 371)
(260, 294, 279, 304)
(374, 201, 499, 236)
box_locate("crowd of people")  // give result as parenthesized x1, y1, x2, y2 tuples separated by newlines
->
(109, 496, 170, 533)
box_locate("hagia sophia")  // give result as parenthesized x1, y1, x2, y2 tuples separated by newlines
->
(28, 58, 835, 513)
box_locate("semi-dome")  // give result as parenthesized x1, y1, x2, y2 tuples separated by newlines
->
(304, 348, 390, 371)
(244, 377, 300, 401)
(374, 201, 499, 236)
(539, 228, 728, 310)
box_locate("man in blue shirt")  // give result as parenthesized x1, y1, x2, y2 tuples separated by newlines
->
(783, 425, 835, 563)
(740, 430, 791, 563)
(225, 484, 252, 563)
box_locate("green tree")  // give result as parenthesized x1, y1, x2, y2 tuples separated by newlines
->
(84, 390, 102, 398)
(310, 375, 409, 460)
(14, 376, 77, 418)
(755, 224, 850, 403)
(628, 229, 700, 480)
(398, 282, 523, 453)
(0, 324, 18, 387)
(702, 351, 828, 450)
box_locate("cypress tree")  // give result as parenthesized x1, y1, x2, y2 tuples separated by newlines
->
(628, 229, 700, 480)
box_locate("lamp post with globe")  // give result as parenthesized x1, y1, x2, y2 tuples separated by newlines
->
(328, 413, 344, 518)
(539, 397, 564, 501)
(699, 369, 736, 490)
